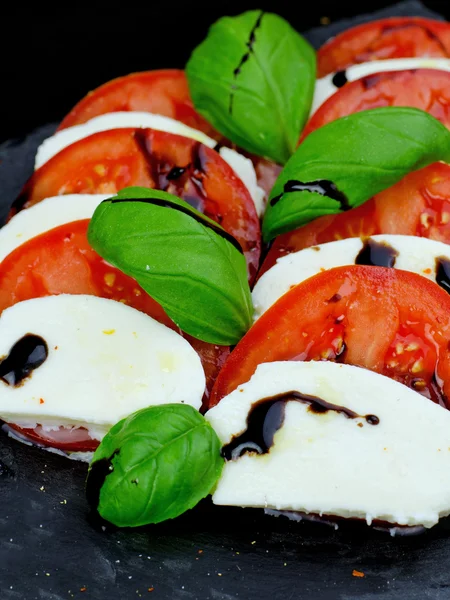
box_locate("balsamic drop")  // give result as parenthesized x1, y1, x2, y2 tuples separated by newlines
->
(355, 238, 398, 268)
(331, 70, 348, 88)
(270, 179, 350, 212)
(0, 335, 48, 387)
(222, 391, 379, 461)
(435, 256, 450, 294)
(86, 450, 120, 511)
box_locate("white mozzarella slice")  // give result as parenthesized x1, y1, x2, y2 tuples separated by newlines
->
(35, 112, 265, 216)
(0, 295, 205, 440)
(0, 194, 110, 262)
(206, 361, 450, 528)
(311, 58, 450, 115)
(252, 235, 450, 319)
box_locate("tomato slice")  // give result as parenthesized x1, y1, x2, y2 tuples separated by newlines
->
(318, 17, 450, 77)
(210, 266, 450, 408)
(58, 69, 216, 136)
(7, 423, 99, 453)
(12, 128, 261, 281)
(0, 220, 230, 414)
(303, 69, 450, 140)
(57, 69, 280, 197)
(260, 162, 450, 275)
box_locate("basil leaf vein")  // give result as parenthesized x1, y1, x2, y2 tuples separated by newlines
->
(262, 107, 450, 241)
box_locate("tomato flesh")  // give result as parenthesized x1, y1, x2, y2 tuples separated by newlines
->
(13, 128, 261, 282)
(318, 17, 450, 77)
(8, 424, 99, 453)
(304, 69, 450, 140)
(210, 266, 450, 408)
(260, 162, 450, 275)
(0, 220, 230, 449)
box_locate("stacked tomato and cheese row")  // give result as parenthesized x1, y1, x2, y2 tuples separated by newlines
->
(2, 15, 450, 531)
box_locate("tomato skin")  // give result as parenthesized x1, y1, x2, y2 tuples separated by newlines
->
(259, 162, 450, 275)
(318, 17, 450, 77)
(209, 266, 450, 408)
(12, 128, 261, 282)
(0, 220, 230, 411)
(58, 69, 216, 137)
(303, 69, 450, 140)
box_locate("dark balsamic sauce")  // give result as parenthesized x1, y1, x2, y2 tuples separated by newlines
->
(229, 11, 264, 114)
(109, 197, 243, 254)
(86, 450, 120, 511)
(435, 256, 450, 294)
(0, 335, 48, 387)
(331, 70, 348, 88)
(270, 179, 350, 212)
(222, 391, 379, 461)
(355, 238, 398, 268)
(166, 166, 187, 180)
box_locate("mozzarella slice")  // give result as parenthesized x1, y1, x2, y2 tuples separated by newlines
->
(0, 194, 110, 262)
(206, 361, 450, 529)
(0, 295, 205, 441)
(253, 235, 450, 319)
(312, 58, 450, 114)
(35, 112, 265, 216)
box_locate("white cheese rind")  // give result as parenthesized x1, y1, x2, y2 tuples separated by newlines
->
(312, 58, 450, 114)
(35, 112, 265, 215)
(206, 361, 450, 528)
(0, 295, 205, 438)
(252, 235, 450, 319)
(0, 194, 110, 262)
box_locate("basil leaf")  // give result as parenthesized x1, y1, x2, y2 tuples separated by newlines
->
(86, 404, 224, 527)
(262, 107, 450, 242)
(186, 10, 316, 165)
(87, 187, 253, 346)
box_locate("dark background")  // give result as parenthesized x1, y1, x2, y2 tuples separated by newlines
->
(2, 2, 450, 599)
(0, 1, 449, 143)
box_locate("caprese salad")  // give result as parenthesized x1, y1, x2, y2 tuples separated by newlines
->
(2, 9, 450, 535)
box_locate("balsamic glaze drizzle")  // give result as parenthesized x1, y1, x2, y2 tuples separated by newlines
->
(229, 11, 264, 114)
(355, 238, 399, 268)
(435, 256, 450, 294)
(86, 450, 120, 511)
(166, 166, 187, 180)
(109, 197, 243, 254)
(222, 391, 379, 461)
(0, 335, 48, 387)
(331, 70, 348, 88)
(270, 179, 350, 211)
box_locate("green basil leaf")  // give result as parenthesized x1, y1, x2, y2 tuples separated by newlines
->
(186, 10, 316, 165)
(262, 107, 450, 242)
(87, 187, 253, 345)
(86, 404, 224, 527)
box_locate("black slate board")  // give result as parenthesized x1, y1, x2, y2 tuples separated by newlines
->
(1, 2, 450, 599)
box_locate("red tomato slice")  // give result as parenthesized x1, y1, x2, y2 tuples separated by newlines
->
(57, 69, 280, 197)
(210, 266, 450, 408)
(0, 220, 230, 450)
(7, 423, 99, 453)
(318, 17, 450, 77)
(12, 128, 261, 281)
(303, 69, 450, 140)
(58, 69, 216, 137)
(260, 162, 450, 275)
